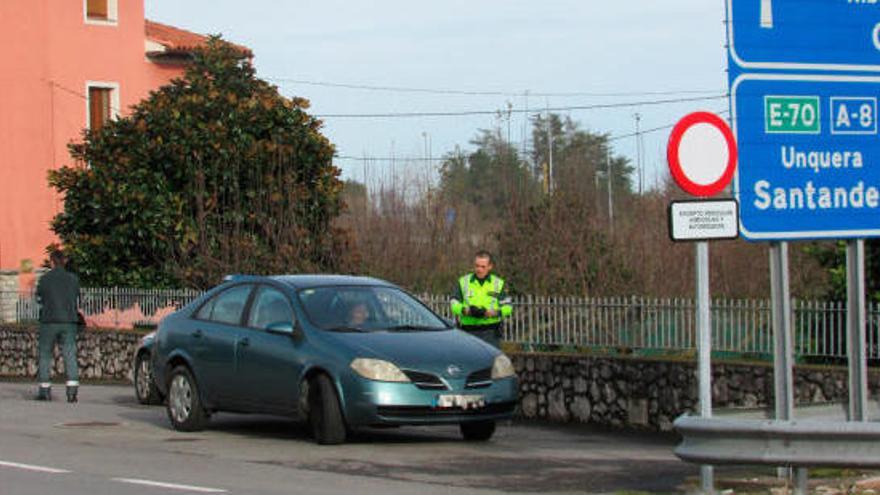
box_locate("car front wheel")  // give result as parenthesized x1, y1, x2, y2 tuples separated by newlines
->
(460, 420, 496, 441)
(308, 374, 346, 445)
(166, 366, 208, 432)
(134, 352, 162, 405)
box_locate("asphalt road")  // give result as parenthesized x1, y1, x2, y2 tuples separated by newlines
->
(0, 381, 700, 494)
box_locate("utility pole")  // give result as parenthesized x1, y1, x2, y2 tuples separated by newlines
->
(422, 131, 429, 163)
(390, 140, 396, 193)
(546, 103, 554, 194)
(607, 145, 614, 234)
(506, 102, 512, 152)
(522, 90, 530, 167)
(362, 152, 370, 219)
(634, 113, 643, 195)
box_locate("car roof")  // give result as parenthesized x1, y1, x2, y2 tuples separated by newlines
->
(225, 274, 395, 290)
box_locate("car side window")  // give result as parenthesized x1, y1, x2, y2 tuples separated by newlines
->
(247, 287, 294, 330)
(194, 297, 216, 321)
(208, 285, 253, 325)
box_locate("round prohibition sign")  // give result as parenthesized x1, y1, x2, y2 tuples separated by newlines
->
(667, 112, 738, 197)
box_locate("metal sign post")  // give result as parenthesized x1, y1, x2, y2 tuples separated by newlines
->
(769, 242, 793, 422)
(667, 112, 738, 495)
(847, 239, 868, 422)
(695, 240, 713, 493)
(769, 241, 796, 483)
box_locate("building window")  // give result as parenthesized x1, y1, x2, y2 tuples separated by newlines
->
(86, 83, 119, 131)
(85, 0, 118, 24)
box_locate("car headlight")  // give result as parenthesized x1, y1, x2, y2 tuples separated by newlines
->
(491, 354, 516, 380)
(350, 358, 410, 382)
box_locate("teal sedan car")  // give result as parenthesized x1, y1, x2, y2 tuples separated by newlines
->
(152, 275, 518, 444)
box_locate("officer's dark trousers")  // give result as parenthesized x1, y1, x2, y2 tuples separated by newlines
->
(37, 323, 79, 385)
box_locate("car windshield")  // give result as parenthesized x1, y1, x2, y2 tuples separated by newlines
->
(297, 286, 450, 332)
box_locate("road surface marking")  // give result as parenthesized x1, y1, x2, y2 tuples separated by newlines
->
(112, 478, 227, 493)
(0, 460, 71, 474)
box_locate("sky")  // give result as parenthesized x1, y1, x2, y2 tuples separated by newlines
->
(145, 1, 729, 191)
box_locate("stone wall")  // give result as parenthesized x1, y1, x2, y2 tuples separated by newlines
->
(0, 325, 142, 382)
(512, 354, 880, 431)
(3, 324, 879, 432)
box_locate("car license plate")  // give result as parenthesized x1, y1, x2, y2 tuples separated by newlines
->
(435, 394, 485, 410)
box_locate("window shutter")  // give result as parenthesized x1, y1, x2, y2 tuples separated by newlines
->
(87, 0, 108, 20)
(88, 87, 111, 131)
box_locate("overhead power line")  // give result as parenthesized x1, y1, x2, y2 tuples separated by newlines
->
(267, 76, 723, 98)
(609, 108, 730, 142)
(315, 94, 728, 119)
(609, 122, 676, 142)
(49, 74, 732, 164)
(333, 110, 729, 162)
(335, 155, 446, 162)
(333, 108, 731, 162)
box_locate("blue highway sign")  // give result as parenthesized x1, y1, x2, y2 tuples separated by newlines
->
(732, 73, 880, 239)
(727, 0, 880, 72)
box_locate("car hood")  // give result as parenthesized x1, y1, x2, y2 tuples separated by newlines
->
(328, 329, 498, 372)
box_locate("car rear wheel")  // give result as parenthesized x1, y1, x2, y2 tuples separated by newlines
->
(134, 352, 162, 405)
(166, 366, 208, 432)
(309, 374, 346, 445)
(460, 420, 496, 441)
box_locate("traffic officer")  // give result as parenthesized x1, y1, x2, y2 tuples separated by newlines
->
(35, 251, 81, 402)
(450, 251, 512, 348)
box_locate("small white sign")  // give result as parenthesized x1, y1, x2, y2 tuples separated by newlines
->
(669, 200, 739, 242)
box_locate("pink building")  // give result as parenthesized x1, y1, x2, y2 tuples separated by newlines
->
(0, 0, 249, 276)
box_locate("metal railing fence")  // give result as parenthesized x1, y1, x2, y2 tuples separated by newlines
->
(5, 288, 878, 359)
(420, 294, 877, 360)
(10, 288, 202, 330)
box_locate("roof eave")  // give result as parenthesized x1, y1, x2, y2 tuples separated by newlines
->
(146, 51, 195, 66)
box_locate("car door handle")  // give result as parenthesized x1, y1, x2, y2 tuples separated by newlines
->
(238, 337, 250, 347)
(192, 329, 204, 338)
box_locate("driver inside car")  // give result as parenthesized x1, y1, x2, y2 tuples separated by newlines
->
(346, 302, 371, 327)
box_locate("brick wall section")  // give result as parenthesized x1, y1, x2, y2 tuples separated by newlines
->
(0, 324, 142, 382)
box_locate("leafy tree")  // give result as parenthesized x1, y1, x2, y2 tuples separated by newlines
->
(497, 116, 635, 295)
(531, 114, 634, 204)
(341, 179, 368, 210)
(807, 241, 880, 302)
(434, 115, 635, 295)
(49, 38, 350, 288)
(496, 192, 632, 295)
(438, 128, 540, 227)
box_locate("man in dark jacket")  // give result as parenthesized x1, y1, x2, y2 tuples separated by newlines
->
(35, 251, 81, 402)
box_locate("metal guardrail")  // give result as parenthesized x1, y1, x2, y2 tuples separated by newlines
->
(5, 288, 880, 359)
(674, 415, 880, 468)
